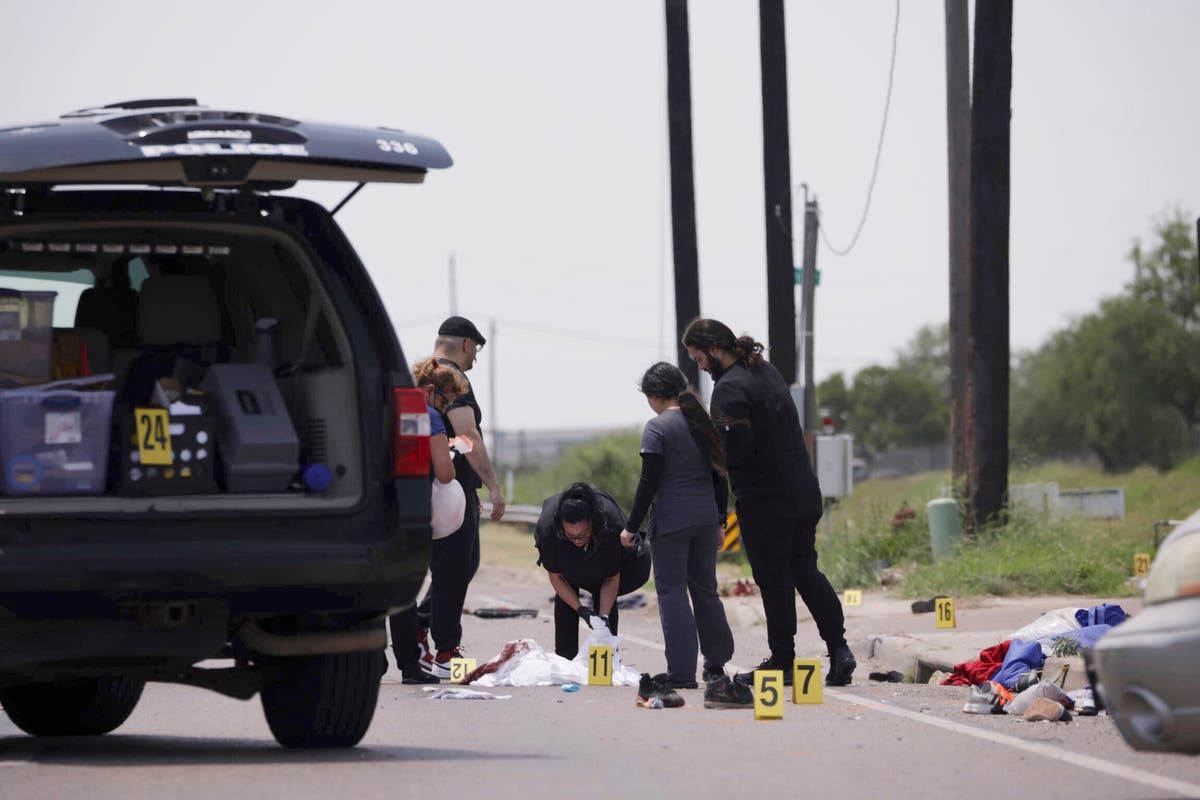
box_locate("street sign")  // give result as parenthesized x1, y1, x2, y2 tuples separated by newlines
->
(793, 267, 821, 286)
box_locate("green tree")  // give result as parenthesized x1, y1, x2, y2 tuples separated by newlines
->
(1128, 210, 1199, 328)
(816, 372, 851, 431)
(849, 365, 948, 453)
(896, 323, 950, 402)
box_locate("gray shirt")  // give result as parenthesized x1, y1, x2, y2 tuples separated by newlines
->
(639, 409, 718, 535)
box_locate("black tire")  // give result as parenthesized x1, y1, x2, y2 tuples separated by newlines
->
(260, 650, 383, 748)
(0, 676, 144, 737)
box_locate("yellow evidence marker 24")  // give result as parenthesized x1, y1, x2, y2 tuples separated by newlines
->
(449, 658, 476, 684)
(754, 670, 785, 719)
(134, 407, 173, 465)
(935, 597, 957, 629)
(792, 659, 823, 704)
(843, 589, 863, 606)
(588, 645, 613, 686)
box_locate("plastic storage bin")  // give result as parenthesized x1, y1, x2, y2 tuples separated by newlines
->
(0, 385, 115, 495)
(0, 290, 56, 386)
(202, 363, 299, 493)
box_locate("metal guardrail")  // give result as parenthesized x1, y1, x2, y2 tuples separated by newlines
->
(481, 502, 541, 525)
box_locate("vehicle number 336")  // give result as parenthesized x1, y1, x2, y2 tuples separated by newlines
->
(376, 138, 419, 155)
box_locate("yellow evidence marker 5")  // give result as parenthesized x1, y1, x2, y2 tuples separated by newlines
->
(754, 670, 785, 719)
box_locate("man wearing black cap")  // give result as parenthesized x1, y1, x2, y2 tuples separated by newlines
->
(415, 315, 507, 677)
(533, 483, 651, 659)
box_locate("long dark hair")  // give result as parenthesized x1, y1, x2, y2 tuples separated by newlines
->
(639, 361, 725, 474)
(555, 482, 604, 553)
(681, 318, 765, 368)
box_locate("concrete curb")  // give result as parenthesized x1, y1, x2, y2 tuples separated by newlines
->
(852, 630, 1013, 683)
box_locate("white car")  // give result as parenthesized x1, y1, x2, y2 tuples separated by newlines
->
(1093, 508, 1200, 754)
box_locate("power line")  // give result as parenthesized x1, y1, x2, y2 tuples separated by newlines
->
(819, 0, 901, 257)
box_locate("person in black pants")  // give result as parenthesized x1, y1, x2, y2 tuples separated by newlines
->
(534, 483, 651, 659)
(683, 318, 857, 687)
(415, 316, 507, 678)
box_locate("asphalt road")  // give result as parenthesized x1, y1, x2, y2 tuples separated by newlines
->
(2, 529, 1198, 799)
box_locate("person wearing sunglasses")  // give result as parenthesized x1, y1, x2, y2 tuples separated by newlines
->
(533, 482, 651, 659)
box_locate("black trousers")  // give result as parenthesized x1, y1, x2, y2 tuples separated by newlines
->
(414, 486, 481, 652)
(650, 524, 735, 680)
(736, 495, 847, 658)
(553, 549, 652, 659)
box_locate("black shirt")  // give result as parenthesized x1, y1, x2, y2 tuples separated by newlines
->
(534, 490, 627, 588)
(710, 360, 823, 518)
(437, 358, 482, 492)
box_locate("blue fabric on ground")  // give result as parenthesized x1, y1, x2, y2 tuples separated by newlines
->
(1053, 624, 1113, 650)
(1074, 604, 1127, 627)
(992, 638, 1046, 689)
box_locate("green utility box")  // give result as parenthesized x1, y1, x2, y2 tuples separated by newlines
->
(927, 498, 962, 561)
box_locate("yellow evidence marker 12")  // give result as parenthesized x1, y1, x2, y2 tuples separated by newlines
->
(588, 645, 613, 686)
(935, 597, 957, 629)
(843, 589, 863, 606)
(449, 658, 477, 684)
(754, 670, 785, 719)
(792, 659, 823, 704)
(1133, 553, 1151, 578)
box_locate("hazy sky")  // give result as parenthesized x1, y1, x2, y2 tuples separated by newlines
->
(6, 1, 1200, 432)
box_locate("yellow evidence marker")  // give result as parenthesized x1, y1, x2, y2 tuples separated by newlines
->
(792, 659, 823, 704)
(1132, 553, 1151, 578)
(754, 670, 785, 719)
(935, 597, 957, 629)
(588, 645, 613, 686)
(843, 589, 863, 607)
(449, 658, 477, 684)
(134, 407, 173, 465)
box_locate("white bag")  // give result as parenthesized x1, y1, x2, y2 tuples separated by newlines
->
(431, 479, 466, 539)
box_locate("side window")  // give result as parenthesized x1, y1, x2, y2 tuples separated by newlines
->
(127, 258, 150, 291)
(0, 269, 95, 327)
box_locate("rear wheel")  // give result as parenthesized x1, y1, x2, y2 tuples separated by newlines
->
(260, 650, 383, 748)
(0, 676, 144, 736)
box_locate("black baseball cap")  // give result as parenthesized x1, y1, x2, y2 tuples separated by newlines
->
(438, 315, 486, 346)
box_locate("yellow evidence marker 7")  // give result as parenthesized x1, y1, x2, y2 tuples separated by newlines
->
(449, 658, 476, 684)
(1133, 553, 1151, 578)
(935, 597, 957, 629)
(588, 645, 613, 686)
(792, 659, 823, 704)
(754, 670, 785, 719)
(843, 589, 863, 606)
(134, 407, 173, 465)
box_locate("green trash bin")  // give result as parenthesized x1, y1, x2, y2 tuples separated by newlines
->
(927, 498, 962, 561)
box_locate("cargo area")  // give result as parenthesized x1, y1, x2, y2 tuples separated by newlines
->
(0, 219, 365, 514)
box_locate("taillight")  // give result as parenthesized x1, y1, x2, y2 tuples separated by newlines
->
(393, 388, 430, 477)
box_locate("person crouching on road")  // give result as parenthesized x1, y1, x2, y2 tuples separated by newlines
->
(387, 357, 468, 684)
(619, 362, 752, 709)
(534, 483, 651, 659)
(683, 318, 856, 687)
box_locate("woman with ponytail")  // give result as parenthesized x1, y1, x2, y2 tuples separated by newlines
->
(619, 362, 752, 708)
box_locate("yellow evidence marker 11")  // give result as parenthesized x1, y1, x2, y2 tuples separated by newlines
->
(1133, 553, 1151, 577)
(449, 658, 476, 684)
(843, 589, 863, 606)
(792, 659, 823, 704)
(588, 645, 613, 686)
(754, 670, 785, 719)
(935, 597, 957, 629)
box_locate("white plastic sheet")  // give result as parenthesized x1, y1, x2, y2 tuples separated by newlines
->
(1008, 607, 1082, 655)
(471, 635, 642, 688)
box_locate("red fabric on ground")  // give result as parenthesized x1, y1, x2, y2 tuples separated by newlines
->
(941, 640, 1011, 686)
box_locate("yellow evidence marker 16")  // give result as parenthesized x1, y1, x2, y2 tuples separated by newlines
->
(449, 658, 477, 684)
(588, 645, 613, 686)
(754, 670, 785, 719)
(935, 597, 957, 629)
(792, 659, 823, 704)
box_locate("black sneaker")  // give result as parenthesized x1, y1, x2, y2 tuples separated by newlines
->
(653, 672, 698, 690)
(636, 673, 685, 708)
(704, 675, 754, 709)
(826, 646, 857, 686)
(702, 664, 726, 683)
(734, 655, 795, 687)
(400, 661, 440, 685)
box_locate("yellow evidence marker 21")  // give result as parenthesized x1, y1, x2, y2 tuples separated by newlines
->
(588, 645, 613, 686)
(843, 589, 863, 606)
(792, 659, 823, 704)
(1133, 553, 1151, 578)
(935, 597, 957, 629)
(449, 658, 477, 684)
(754, 670, 785, 719)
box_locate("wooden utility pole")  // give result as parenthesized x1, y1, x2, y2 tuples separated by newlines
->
(967, 0, 1013, 527)
(665, 0, 702, 387)
(800, 196, 819, 433)
(945, 0, 970, 492)
(759, 0, 797, 385)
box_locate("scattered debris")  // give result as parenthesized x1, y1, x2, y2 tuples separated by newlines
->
(911, 595, 949, 614)
(721, 579, 757, 597)
(472, 607, 539, 619)
(869, 670, 907, 683)
(427, 688, 511, 700)
(561, 683, 581, 693)
(1021, 697, 1070, 722)
(616, 593, 647, 610)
